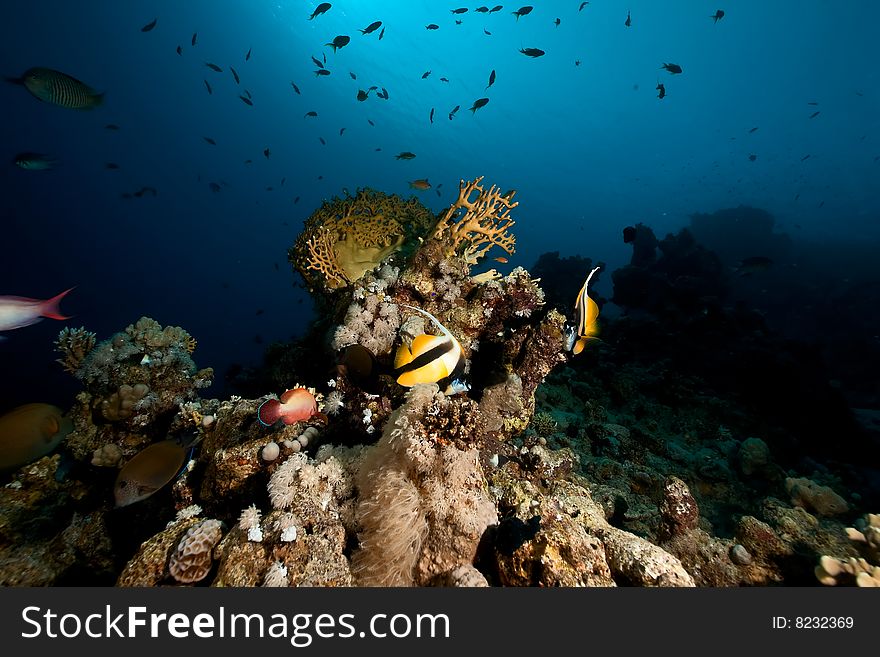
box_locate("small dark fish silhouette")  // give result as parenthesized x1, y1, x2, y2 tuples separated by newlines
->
(368, 119, 375, 126)
(176, 45, 182, 55)
(239, 95, 253, 106)
(105, 162, 120, 170)
(204, 79, 212, 94)
(141, 18, 157, 32)
(264, 148, 270, 159)
(711, 10, 725, 23)
(379, 27, 385, 40)
(579, 2, 588, 10)
(656, 82, 665, 99)
(294, 196, 300, 204)
(455, 19, 463, 25)
(357, 89, 369, 101)
(469, 97, 489, 113)
(291, 82, 300, 94)
(426, 24, 440, 30)
(192, 32, 197, 46)
(203, 136, 216, 145)
(326, 35, 350, 52)
(554, 18, 561, 27)
(749, 127, 759, 133)
(476, 6, 489, 12)
(452, 7, 468, 13)
(309, 3, 331, 20)
(205, 62, 223, 72)
(319, 137, 326, 145)
(360, 21, 382, 34)
(487, 69, 496, 89)
(484, 28, 492, 35)
(245, 47, 252, 61)
(520, 47, 545, 57)
(314, 69, 331, 76)
(430, 107, 435, 123)
(395, 151, 416, 160)
(244, 89, 252, 99)
(230, 67, 240, 84)
(661, 63, 682, 74)
(748, 153, 757, 161)
(440, 77, 449, 82)
(350, 71, 357, 79)
(339, 127, 346, 135)
(312, 55, 324, 68)
(809, 111, 820, 118)
(625, 11, 631, 27)
(105, 124, 120, 130)
(305, 111, 318, 117)
(513, 6, 533, 20)
(379, 87, 389, 99)
(801, 154, 811, 161)
(489, 5, 503, 12)
(422, 70, 431, 79)
(449, 105, 460, 120)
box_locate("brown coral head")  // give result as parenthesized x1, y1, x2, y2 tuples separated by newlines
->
(168, 519, 223, 584)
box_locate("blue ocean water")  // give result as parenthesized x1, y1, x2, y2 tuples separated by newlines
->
(1, 0, 878, 409)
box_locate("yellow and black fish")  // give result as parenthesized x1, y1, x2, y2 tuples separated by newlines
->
(566, 266, 601, 355)
(394, 305, 465, 387)
(8, 67, 103, 109)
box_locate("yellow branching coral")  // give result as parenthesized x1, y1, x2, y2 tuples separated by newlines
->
(290, 188, 435, 291)
(432, 176, 517, 264)
(54, 327, 97, 374)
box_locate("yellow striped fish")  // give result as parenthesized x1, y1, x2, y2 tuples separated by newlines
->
(394, 304, 465, 387)
(8, 67, 103, 109)
(567, 266, 601, 355)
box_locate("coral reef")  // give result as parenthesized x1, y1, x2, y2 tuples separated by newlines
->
(54, 326, 96, 375)
(816, 513, 880, 586)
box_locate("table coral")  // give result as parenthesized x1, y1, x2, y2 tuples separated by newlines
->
(289, 188, 435, 290)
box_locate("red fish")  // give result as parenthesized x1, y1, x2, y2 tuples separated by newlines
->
(258, 388, 318, 426)
(0, 287, 74, 338)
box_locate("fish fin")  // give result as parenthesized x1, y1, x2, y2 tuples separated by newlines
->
(41, 287, 74, 320)
(393, 343, 414, 369)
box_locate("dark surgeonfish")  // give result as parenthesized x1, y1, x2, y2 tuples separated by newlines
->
(7, 67, 103, 109)
(394, 305, 466, 389)
(114, 437, 196, 507)
(13, 152, 58, 170)
(565, 267, 601, 355)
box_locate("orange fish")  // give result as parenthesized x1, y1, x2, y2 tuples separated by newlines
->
(409, 178, 431, 190)
(258, 388, 318, 426)
(493, 256, 508, 263)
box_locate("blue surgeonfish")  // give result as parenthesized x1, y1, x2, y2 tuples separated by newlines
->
(394, 305, 467, 389)
(566, 266, 601, 355)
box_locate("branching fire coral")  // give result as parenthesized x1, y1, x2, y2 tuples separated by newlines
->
(289, 188, 435, 290)
(432, 176, 517, 264)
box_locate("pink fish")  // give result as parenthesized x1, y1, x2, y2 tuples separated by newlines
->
(258, 388, 319, 426)
(0, 287, 74, 338)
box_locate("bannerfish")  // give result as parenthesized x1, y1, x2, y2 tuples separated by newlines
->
(0, 403, 73, 471)
(0, 287, 74, 337)
(326, 35, 350, 52)
(7, 67, 103, 109)
(14, 152, 58, 170)
(394, 305, 466, 387)
(114, 438, 195, 507)
(409, 178, 431, 190)
(661, 63, 683, 74)
(565, 267, 601, 355)
(519, 47, 545, 57)
(513, 6, 533, 20)
(309, 3, 332, 20)
(258, 388, 319, 426)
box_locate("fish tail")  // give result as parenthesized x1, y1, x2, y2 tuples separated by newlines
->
(41, 287, 75, 320)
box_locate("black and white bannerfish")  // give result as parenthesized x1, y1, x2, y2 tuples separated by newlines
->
(565, 266, 601, 355)
(394, 304, 469, 393)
